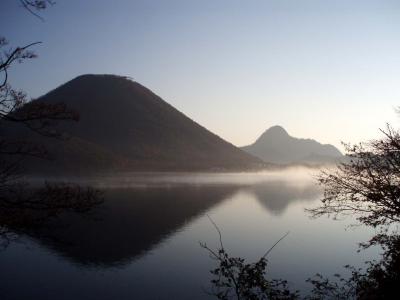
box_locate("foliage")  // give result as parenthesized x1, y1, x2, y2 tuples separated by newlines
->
(305, 125, 400, 299)
(0, 1, 101, 246)
(308, 125, 400, 227)
(203, 220, 400, 299)
(0, 28, 79, 185)
(305, 233, 400, 300)
(201, 217, 299, 300)
(0, 182, 101, 249)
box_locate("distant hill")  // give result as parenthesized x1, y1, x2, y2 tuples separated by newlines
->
(241, 125, 343, 165)
(7, 74, 265, 174)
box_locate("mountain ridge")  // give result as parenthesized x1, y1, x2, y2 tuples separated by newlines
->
(241, 125, 342, 165)
(7, 74, 266, 174)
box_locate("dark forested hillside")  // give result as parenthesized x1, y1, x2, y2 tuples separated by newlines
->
(7, 74, 265, 174)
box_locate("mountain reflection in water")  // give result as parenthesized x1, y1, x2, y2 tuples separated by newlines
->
(27, 185, 237, 267)
(23, 175, 319, 268)
(1, 172, 377, 300)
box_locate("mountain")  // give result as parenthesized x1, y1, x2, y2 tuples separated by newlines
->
(8, 74, 265, 174)
(241, 125, 343, 165)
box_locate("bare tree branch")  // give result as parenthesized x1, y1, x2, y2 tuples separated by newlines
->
(19, 0, 55, 21)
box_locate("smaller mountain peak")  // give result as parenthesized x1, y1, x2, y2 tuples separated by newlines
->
(264, 125, 288, 136)
(254, 125, 289, 144)
(260, 125, 289, 139)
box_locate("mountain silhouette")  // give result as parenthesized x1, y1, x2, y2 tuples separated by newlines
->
(241, 125, 343, 165)
(8, 74, 265, 174)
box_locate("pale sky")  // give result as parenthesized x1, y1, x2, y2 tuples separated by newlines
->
(2, 0, 400, 150)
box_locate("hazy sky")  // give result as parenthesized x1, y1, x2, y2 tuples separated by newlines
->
(2, 0, 400, 150)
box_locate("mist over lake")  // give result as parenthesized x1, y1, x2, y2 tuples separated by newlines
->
(0, 170, 379, 299)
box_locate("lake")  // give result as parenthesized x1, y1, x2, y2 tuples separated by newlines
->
(0, 170, 379, 299)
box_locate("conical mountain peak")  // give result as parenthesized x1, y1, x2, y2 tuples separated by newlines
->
(10, 74, 265, 173)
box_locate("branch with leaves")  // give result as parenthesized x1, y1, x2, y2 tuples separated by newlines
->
(201, 216, 297, 300)
(308, 124, 400, 228)
(0, 1, 102, 248)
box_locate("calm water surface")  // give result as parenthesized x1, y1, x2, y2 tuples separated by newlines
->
(1, 170, 379, 299)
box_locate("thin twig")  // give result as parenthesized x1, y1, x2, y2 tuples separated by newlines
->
(206, 214, 224, 250)
(262, 231, 290, 258)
